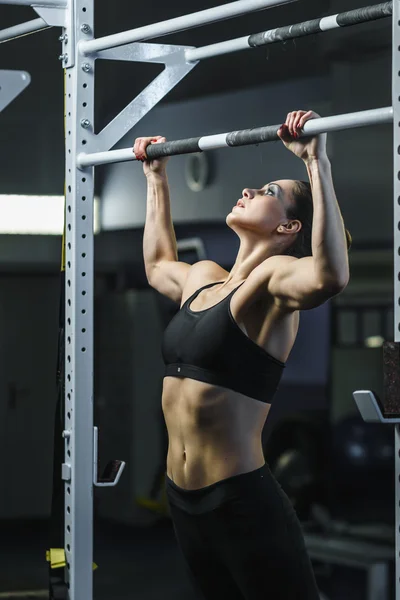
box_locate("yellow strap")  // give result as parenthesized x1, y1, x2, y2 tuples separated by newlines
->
(46, 549, 98, 571)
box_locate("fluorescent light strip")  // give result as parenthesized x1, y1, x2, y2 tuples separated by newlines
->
(0, 195, 100, 235)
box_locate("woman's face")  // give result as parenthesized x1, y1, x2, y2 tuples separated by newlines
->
(227, 179, 296, 237)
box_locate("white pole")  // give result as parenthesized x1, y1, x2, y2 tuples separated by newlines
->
(186, 36, 251, 62)
(0, 18, 49, 43)
(300, 106, 393, 135)
(185, 2, 393, 62)
(80, 0, 296, 55)
(77, 106, 393, 168)
(0, 0, 65, 4)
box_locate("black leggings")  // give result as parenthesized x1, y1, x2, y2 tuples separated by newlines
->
(166, 463, 321, 600)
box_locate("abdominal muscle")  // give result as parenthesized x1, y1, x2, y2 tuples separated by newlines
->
(162, 375, 271, 490)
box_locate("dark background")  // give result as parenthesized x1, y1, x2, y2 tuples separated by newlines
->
(0, 1, 397, 599)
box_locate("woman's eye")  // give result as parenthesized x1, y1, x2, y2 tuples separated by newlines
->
(265, 189, 273, 196)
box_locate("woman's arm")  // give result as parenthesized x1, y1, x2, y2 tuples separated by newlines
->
(135, 136, 190, 303)
(267, 110, 349, 311)
(305, 154, 349, 287)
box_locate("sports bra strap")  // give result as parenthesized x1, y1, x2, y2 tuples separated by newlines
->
(183, 281, 224, 307)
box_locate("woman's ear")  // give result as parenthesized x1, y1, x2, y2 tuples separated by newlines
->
(278, 220, 302, 234)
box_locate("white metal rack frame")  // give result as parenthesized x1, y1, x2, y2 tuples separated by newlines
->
(0, 0, 398, 599)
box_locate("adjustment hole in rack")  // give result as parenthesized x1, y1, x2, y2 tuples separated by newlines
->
(68, 261, 71, 269)
(67, 355, 71, 363)
(82, 234, 87, 240)
(82, 196, 86, 201)
(82, 328, 86, 333)
(82, 272, 86, 277)
(82, 291, 86, 296)
(67, 526, 70, 533)
(68, 243, 71, 249)
(67, 507, 70, 513)
(67, 412, 71, 420)
(67, 487, 71, 494)
(83, 83, 87, 89)
(67, 450, 71, 458)
(67, 280, 71, 287)
(67, 374, 71, 382)
(82, 6, 86, 11)
(68, 318, 71, 325)
(67, 544, 70, 552)
(82, 140, 87, 145)
(82, 215, 86, 221)
(82, 309, 86, 314)
(68, 206, 71, 213)
(67, 300, 71, 308)
(83, 102, 87, 107)
(82, 177, 86, 183)
(67, 393, 70, 400)
(68, 186, 71, 193)
(67, 336, 71, 344)
(82, 347, 86, 352)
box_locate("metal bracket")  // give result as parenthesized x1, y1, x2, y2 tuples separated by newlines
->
(61, 463, 72, 481)
(80, 43, 197, 154)
(93, 427, 125, 488)
(353, 390, 400, 424)
(0, 70, 31, 112)
(34, 4, 74, 68)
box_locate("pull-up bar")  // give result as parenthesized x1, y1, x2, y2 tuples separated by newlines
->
(77, 106, 393, 168)
(186, 1, 392, 62)
(79, 0, 296, 56)
(0, 17, 49, 44)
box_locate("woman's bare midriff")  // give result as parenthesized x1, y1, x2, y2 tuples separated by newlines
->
(162, 375, 271, 490)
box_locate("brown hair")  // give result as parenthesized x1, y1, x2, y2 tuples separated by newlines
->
(283, 180, 352, 259)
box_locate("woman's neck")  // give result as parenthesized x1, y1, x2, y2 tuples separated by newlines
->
(225, 237, 279, 285)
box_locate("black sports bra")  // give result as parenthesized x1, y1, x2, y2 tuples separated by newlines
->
(161, 281, 285, 403)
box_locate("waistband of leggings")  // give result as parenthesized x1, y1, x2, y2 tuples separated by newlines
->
(165, 463, 269, 515)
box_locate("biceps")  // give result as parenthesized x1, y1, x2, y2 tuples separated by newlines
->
(147, 260, 191, 304)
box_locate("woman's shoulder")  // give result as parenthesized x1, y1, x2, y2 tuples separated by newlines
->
(189, 260, 228, 279)
(181, 260, 228, 302)
(248, 254, 298, 286)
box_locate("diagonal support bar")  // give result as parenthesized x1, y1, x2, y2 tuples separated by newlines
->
(77, 106, 393, 168)
(0, 18, 49, 43)
(186, 1, 392, 62)
(0, 70, 31, 112)
(79, 0, 296, 56)
(88, 43, 197, 153)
